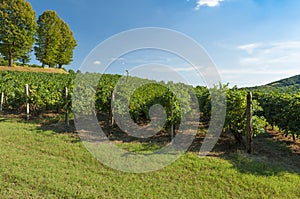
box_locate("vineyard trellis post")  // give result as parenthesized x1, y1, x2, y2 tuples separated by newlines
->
(246, 91, 253, 154)
(111, 90, 115, 126)
(0, 92, 4, 112)
(171, 107, 174, 142)
(26, 84, 29, 120)
(65, 87, 69, 127)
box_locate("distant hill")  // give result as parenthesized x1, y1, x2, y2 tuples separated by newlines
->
(251, 74, 300, 92)
(267, 74, 300, 88)
(0, 66, 68, 74)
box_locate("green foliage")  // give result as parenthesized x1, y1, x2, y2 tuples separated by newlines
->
(252, 115, 268, 136)
(56, 20, 77, 68)
(17, 51, 31, 66)
(34, 10, 61, 67)
(254, 90, 300, 139)
(195, 85, 267, 137)
(0, 54, 8, 65)
(3, 70, 300, 141)
(0, 0, 36, 66)
(34, 10, 77, 68)
(224, 86, 247, 134)
(73, 73, 194, 131)
(0, 71, 73, 113)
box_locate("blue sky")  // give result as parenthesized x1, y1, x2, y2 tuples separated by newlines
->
(27, 0, 300, 87)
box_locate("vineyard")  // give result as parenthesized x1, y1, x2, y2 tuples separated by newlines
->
(1, 70, 300, 197)
(0, 70, 299, 145)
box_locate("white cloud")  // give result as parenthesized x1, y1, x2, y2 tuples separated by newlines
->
(238, 43, 262, 54)
(220, 69, 300, 75)
(213, 41, 300, 87)
(219, 68, 300, 88)
(195, 0, 223, 10)
(93, 60, 101, 65)
(238, 41, 300, 68)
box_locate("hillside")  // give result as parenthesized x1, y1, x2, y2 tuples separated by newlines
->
(251, 74, 300, 92)
(0, 66, 68, 74)
(267, 74, 300, 88)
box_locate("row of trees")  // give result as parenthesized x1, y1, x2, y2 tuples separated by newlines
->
(0, 0, 76, 68)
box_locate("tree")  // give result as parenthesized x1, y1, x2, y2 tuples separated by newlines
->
(18, 51, 31, 66)
(35, 10, 76, 68)
(35, 10, 61, 68)
(0, 0, 36, 66)
(56, 20, 77, 68)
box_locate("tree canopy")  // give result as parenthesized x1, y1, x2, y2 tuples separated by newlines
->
(0, 0, 36, 66)
(0, 1, 76, 68)
(56, 20, 77, 68)
(35, 10, 76, 68)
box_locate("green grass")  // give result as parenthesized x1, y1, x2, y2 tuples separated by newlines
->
(0, 118, 300, 198)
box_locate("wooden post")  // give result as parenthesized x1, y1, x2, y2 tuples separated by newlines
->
(111, 90, 115, 126)
(0, 92, 3, 112)
(171, 107, 174, 142)
(65, 87, 69, 127)
(246, 91, 253, 154)
(25, 84, 29, 120)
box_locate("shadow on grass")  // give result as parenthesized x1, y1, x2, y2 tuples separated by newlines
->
(222, 132, 300, 176)
(6, 111, 299, 177)
(187, 131, 300, 176)
(0, 117, 10, 122)
(37, 117, 300, 176)
(225, 153, 295, 176)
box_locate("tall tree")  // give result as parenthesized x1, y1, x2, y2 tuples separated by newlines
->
(18, 50, 31, 66)
(35, 10, 77, 68)
(0, 0, 36, 66)
(34, 10, 61, 68)
(56, 20, 77, 68)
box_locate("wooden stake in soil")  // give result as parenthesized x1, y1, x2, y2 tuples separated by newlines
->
(65, 87, 69, 127)
(246, 91, 253, 154)
(111, 90, 115, 126)
(0, 92, 4, 111)
(171, 107, 174, 142)
(25, 84, 29, 120)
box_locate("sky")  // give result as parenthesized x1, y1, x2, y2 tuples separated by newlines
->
(27, 0, 300, 87)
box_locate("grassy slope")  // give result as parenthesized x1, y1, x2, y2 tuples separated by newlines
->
(0, 66, 67, 74)
(0, 118, 300, 198)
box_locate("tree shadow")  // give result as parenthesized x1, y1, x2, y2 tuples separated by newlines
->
(187, 130, 300, 176)
(22, 112, 300, 177)
(0, 117, 10, 122)
(222, 132, 300, 176)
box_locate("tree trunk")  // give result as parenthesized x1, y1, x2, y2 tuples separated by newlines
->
(9, 54, 13, 67)
(58, 64, 62, 69)
(246, 91, 253, 154)
(42, 62, 45, 68)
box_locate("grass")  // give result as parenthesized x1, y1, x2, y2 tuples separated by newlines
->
(0, 118, 300, 198)
(0, 65, 67, 74)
